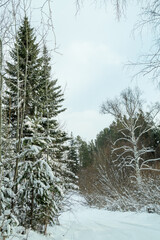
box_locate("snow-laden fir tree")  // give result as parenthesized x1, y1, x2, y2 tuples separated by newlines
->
(68, 133, 79, 174)
(4, 17, 77, 233)
(15, 45, 77, 232)
(38, 45, 77, 216)
(0, 39, 19, 240)
(4, 16, 42, 195)
(16, 114, 63, 233)
(38, 45, 68, 162)
(4, 16, 42, 130)
(0, 109, 19, 239)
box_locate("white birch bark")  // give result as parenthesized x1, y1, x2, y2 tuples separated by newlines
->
(101, 88, 160, 185)
(0, 39, 2, 216)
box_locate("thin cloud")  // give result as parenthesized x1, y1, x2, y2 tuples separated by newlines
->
(67, 41, 123, 65)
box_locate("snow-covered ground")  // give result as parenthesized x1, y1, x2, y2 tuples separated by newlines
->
(9, 193, 160, 240)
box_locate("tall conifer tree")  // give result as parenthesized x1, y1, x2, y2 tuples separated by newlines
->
(3, 18, 77, 233)
(4, 16, 42, 133)
(4, 16, 42, 194)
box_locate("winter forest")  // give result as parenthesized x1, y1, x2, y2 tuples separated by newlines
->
(0, 0, 160, 240)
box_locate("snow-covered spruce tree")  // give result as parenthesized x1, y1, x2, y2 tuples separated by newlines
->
(38, 45, 77, 216)
(37, 45, 65, 116)
(4, 18, 77, 232)
(4, 16, 42, 128)
(0, 99, 19, 239)
(76, 136, 93, 168)
(16, 114, 62, 233)
(15, 45, 77, 232)
(67, 133, 79, 174)
(4, 16, 42, 196)
(38, 45, 68, 161)
(0, 42, 19, 240)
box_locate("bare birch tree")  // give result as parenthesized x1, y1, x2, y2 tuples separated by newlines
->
(101, 87, 160, 185)
(76, 0, 127, 18)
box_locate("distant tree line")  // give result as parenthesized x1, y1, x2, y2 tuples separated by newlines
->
(73, 88, 160, 212)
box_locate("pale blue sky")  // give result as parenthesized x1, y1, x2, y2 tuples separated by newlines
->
(34, 1, 160, 141)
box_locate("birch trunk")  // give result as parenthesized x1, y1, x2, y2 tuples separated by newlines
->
(131, 126, 142, 186)
(20, 18, 29, 158)
(0, 39, 3, 216)
(14, 33, 20, 194)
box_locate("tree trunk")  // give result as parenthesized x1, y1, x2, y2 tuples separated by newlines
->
(30, 187, 34, 229)
(0, 39, 3, 216)
(13, 45, 20, 194)
(136, 160, 142, 186)
(44, 217, 48, 235)
(132, 129, 142, 186)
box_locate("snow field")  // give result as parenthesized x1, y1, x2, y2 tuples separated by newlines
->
(8, 193, 160, 240)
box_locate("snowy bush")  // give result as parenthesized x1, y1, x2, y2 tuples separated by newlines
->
(0, 210, 18, 239)
(82, 164, 160, 213)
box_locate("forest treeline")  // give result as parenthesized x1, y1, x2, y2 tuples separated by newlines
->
(72, 89, 160, 212)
